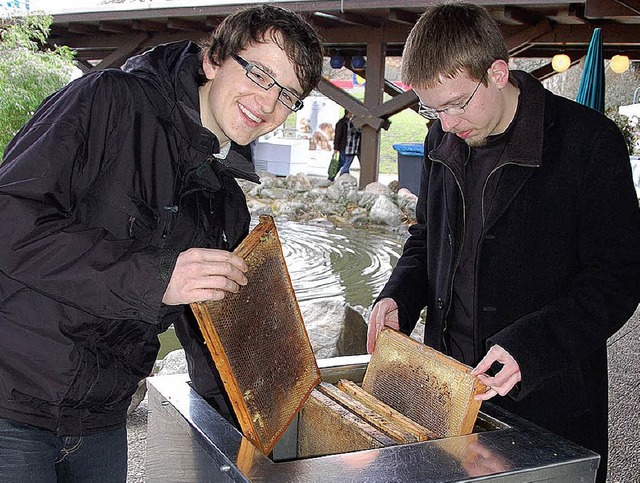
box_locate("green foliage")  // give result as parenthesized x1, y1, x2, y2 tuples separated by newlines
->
(380, 107, 427, 173)
(608, 109, 640, 156)
(0, 14, 75, 162)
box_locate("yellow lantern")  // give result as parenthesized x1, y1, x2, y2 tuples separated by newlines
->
(610, 55, 630, 74)
(552, 53, 571, 73)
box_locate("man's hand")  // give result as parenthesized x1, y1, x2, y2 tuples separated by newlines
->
(162, 248, 248, 305)
(471, 344, 522, 401)
(367, 298, 400, 353)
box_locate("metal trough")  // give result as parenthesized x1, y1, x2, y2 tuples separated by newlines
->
(146, 355, 598, 482)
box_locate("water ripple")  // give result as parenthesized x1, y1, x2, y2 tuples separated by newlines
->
(273, 221, 406, 309)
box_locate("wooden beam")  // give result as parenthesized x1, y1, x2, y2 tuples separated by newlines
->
(530, 62, 556, 81)
(340, 11, 387, 27)
(316, 78, 387, 130)
(388, 8, 420, 25)
(93, 33, 148, 70)
(502, 5, 545, 25)
(74, 60, 94, 74)
(505, 18, 554, 56)
(132, 20, 166, 32)
(368, 90, 419, 120)
(530, 23, 640, 43)
(584, 0, 640, 17)
(318, 24, 412, 44)
(67, 23, 100, 35)
(166, 18, 208, 31)
(360, 40, 387, 188)
(99, 21, 133, 34)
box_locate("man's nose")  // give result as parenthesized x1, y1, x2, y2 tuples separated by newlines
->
(439, 112, 461, 132)
(256, 86, 280, 113)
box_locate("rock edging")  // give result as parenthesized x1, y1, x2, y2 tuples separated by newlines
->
(237, 171, 418, 230)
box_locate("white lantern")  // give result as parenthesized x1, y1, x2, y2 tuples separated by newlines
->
(552, 54, 571, 73)
(610, 55, 630, 74)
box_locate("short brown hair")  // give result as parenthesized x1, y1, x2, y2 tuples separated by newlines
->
(402, 2, 508, 88)
(200, 5, 323, 97)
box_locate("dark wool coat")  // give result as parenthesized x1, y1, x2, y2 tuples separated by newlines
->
(378, 71, 640, 470)
(333, 114, 349, 152)
(0, 41, 257, 435)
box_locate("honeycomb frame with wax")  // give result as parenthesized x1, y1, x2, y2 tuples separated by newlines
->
(362, 328, 486, 438)
(190, 215, 320, 456)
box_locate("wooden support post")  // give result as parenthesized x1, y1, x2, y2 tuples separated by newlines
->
(360, 40, 386, 189)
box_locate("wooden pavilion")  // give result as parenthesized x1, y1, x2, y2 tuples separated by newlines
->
(43, 0, 640, 186)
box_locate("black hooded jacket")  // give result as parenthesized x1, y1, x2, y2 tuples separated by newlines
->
(0, 41, 257, 435)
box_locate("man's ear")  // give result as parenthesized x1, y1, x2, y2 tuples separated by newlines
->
(202, 54, 218, 80)
(488, 59, 510, 89)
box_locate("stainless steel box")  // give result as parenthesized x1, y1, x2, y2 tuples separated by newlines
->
(146, 356, 599, 482)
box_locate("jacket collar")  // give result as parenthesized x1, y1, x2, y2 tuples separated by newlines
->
(123, 41, 259, 183)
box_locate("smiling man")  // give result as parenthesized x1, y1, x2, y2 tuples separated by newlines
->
(0, 5, 322, 481)
(367, 3, 640, 482)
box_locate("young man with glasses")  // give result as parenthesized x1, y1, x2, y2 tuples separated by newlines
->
(0, 5, 322, 481)
(367, 4, 640, 482)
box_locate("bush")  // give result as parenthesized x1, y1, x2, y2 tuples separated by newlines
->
(0, 14, 75, 163)
(608, 110, 640, 156)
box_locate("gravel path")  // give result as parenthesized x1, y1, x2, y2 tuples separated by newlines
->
(126, 307, 640, 482)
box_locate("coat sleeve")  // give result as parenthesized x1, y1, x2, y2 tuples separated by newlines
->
(0, 72, 173, 323)
(488, 117, 640, 399)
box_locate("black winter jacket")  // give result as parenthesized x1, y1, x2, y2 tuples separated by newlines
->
(378, 71, 640, 459)
(333, 115, 348, 152)
(0, 41, 257, 435)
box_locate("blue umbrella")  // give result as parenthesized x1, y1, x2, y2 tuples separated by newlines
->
(576, 28, 605, 113)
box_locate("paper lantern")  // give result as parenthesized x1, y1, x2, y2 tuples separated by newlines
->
(552, 54, 571, 73)
(351, 55, 366, 71)
(610, 55, 630, 74)
(330, 54, 345, 69)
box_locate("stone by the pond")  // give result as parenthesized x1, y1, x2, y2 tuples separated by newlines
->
(156, 348, 188, 375)
(300, 299, 368, 359)
(237, 171, 416, 229)
(369, 194, 404, 226)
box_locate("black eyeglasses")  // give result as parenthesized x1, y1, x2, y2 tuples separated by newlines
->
(418, 72, 486, 120)
(230, 53, 304, 112)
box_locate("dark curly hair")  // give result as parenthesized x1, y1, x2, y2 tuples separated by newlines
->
(199, 5, 324, 97)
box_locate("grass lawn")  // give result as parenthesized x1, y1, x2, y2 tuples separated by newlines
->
(340, 89, 427, 175)
(379, 108, 428, 174)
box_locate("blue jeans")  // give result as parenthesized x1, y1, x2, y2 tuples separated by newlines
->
(0, 417, 127, 482)
(339, 154, 356, 176)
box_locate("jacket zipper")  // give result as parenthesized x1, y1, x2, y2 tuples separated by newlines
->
(430, 149, 468, 354)
(480, 160, 536, 226)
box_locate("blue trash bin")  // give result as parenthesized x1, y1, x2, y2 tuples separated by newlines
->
(392, 143, 424, 195)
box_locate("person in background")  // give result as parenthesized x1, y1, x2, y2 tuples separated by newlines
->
(367, 4, 640, 482)
(0, 5, 323, 481)
(330, 110, 361, 180)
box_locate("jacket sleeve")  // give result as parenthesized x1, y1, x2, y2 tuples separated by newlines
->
(0, 72, 173, 323)
(488, 117, 640, 399)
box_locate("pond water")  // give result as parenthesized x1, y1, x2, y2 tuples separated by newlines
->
(277, 220, 406, 307)
(157, 220, 407, 359)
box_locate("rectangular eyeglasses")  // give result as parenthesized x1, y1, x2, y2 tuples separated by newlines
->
(418, 72, 486, 120)
(230, 53, 304, 112)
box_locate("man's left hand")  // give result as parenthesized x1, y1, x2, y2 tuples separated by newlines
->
(471, 344, 521, 401)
